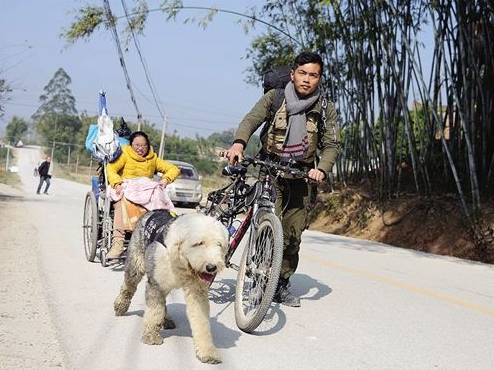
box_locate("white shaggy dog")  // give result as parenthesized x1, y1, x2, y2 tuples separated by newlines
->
(113, 210, 229, 364)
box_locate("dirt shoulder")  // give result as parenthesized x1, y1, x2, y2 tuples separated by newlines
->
(0, 186, 65, 369)
(309, 184, 494, 264)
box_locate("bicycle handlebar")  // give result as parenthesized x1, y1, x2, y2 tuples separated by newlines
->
(222, 155, 309, 179)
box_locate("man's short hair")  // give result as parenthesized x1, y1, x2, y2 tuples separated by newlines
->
(293, 52, 324, 73)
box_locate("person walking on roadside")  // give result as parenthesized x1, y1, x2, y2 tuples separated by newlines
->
(36, 156, 52, 195)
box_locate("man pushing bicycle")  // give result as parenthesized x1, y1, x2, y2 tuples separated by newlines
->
(224, 52, 341, 307)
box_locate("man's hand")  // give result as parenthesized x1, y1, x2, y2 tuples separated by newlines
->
(307, 168, 326, 183)
(223, 143, 244, 164)
(115, 184, 123, 196)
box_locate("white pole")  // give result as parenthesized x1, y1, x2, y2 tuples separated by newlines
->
(158, 115, 167, 159)
(5, 146, 10, 172)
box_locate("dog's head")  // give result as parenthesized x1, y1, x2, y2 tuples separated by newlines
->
(167, 212, 229, 284)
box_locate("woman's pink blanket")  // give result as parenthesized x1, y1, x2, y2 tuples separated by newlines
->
(108, 177, 175, 212)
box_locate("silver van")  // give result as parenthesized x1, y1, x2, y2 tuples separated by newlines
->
(165, 160, 203, 207)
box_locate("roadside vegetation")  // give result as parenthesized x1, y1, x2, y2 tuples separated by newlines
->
(0, 147, 20, 187)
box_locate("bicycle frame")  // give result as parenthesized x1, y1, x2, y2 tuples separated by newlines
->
(204, 158, 286, 269)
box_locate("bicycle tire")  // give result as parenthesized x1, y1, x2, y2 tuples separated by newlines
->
(82, 192, 98, 262)
(234, 211, 283, 333)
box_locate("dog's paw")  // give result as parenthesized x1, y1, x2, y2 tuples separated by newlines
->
(142, 332, 164, 345)
(163, 318, 176, 330)
(196, 348, 222, 364)
(114, 296, 130, 316)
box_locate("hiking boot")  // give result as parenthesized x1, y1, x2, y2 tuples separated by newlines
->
(273, 278, 301, 307)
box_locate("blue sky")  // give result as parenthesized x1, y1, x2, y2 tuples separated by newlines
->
(1, 1, 436, 139)
(1, 0, 266, 137)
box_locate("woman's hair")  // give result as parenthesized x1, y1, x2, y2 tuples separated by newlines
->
(129, 131, 151, 147)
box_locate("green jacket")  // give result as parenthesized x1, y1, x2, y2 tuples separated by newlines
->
(234, 89, 341, 176)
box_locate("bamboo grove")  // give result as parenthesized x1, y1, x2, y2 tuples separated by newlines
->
(246, 1, 494, 224)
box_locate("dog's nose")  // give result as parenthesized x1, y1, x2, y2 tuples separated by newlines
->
(206, 264, 217, 273)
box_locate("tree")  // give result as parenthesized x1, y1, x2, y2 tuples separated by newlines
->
(33, 68, 80, 152)
(37, 114, 82, 160)
(5, 116, 28, 145)
(32, 68, 78, 121)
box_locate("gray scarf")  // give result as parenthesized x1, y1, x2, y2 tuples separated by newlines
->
(282, 81, 320, 160)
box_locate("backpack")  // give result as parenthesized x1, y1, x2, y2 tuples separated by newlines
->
(261, 66, 328, 150)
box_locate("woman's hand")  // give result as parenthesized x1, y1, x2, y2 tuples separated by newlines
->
(160, 178, 168, 187)
(115, 184, 123, 196)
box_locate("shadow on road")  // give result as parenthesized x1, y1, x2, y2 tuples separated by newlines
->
(292, 273, 333, 302)
(156, 303, 241, 349)
(209, 278, 236, 304)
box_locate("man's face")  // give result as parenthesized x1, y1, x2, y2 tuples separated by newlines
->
(290, 63, 322, 97)
(47, 157, 51, 162)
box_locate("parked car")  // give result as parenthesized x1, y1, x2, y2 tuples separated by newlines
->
(165, 160, 203, 208)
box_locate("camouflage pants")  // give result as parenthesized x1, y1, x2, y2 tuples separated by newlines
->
(274, 177, 314, 279)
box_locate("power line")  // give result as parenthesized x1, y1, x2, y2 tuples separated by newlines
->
(4, 101, 236, 132)
(102, 0, 143, 128)
(5, 100, 238, 125)
(120, 0, 165, 121)
(10, 89, 245, 121)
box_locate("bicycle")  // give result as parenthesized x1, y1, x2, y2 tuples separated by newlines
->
(202, 155, 308, 333)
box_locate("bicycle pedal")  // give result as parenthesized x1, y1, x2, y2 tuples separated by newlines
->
(228, 262, 239, 271)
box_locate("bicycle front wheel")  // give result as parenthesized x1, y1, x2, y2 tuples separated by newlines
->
(234, 211, 283, 333)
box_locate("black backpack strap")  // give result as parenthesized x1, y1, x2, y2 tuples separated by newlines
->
(317, 95, 328, 150)
(271, 88, 285, 118)
(260, 88, 285, 142)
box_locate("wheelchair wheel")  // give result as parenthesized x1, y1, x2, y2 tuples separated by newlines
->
(234, 211, 283, 333)
(83, 192, 98, 262)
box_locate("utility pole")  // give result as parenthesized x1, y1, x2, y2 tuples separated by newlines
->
(158, 115, 167, 159)
(5, 146, 10, 172)
(51, 141, 55, 160)
(103, 0, 143, 130)
(75, 153, 80, 175)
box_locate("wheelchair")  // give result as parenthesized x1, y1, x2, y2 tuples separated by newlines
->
(82, 163, 130, 267)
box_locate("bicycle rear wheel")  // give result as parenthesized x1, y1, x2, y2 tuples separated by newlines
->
(234, 211, 283, 333)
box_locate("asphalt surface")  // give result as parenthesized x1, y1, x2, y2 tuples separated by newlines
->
(2, 146, 494, 370)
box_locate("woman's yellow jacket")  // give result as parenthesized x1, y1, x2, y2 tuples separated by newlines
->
(107, 145, 180, 186)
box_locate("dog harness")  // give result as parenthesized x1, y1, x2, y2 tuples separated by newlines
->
(143, 210, 178, 247)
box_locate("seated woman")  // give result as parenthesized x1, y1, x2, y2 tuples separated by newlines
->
(106, 131, 180, 259)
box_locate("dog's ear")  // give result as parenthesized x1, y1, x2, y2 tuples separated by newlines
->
(167, 220, 188, 263)
(176, 240, 190, 266)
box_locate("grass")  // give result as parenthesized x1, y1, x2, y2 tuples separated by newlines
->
(0, 148, 21, 187)
(201, 174, 229, 195)
(53, 163, 96, 185)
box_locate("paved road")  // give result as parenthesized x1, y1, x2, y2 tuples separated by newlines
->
(2, 146, 494, 370)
